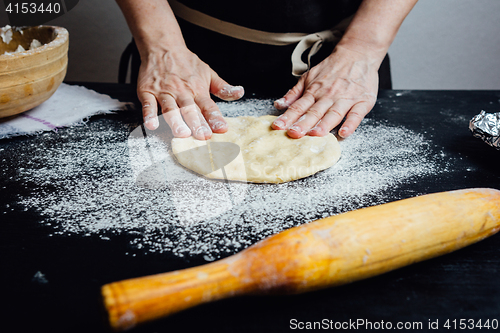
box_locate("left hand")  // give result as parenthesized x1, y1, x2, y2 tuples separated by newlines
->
(272, 45, 379, 139)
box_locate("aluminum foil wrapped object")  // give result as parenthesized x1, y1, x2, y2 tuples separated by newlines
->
(469, 111, 500, 150)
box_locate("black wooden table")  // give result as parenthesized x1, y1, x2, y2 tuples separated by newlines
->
(1, 83, 500, 333)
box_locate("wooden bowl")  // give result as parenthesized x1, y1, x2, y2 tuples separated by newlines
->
(0, 26, 68, 118)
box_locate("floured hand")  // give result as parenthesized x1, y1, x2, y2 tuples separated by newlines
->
(138, 47, 244, 139)
(272, 45, 379, 139)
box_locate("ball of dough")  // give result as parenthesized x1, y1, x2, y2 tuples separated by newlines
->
(172, 115, 341, 183)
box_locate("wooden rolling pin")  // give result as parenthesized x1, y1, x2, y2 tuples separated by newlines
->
(102, 188, 500, 331)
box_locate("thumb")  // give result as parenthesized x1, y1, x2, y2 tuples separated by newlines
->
(210, 70, 245, 101)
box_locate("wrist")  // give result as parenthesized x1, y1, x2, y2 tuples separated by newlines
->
(334, 36, 388, 69)
(135, 33, 188, 61)
(116, 0, 187, 59)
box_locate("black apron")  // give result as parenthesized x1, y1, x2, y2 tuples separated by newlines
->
(120, 0, 392, 98)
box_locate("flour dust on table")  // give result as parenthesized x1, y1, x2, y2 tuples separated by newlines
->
(15, 99, 447, 260)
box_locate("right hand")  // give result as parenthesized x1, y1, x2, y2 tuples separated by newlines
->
(138, 47, 244, 139)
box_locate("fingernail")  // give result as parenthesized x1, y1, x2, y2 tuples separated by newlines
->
(339, 126, 350, 138)
(273, 119, 285, 129)
(175, 125, 190, 136)
(211, 121, 226, 130)
(220, 85, 244, 101)
(274, 98, 287, 109)
(309, 126, 320, 134)
(308, 120, 321, 133)
(289, 125, 304, 134)
(145, 117, 159, 129)
(220, 85, 242, 94)
(195, 126, 212, 138)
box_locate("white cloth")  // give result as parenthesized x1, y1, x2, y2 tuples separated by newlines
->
(0, 83, 131, 139)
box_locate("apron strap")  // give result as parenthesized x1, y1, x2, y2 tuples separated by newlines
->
(169, 0, 353, 77)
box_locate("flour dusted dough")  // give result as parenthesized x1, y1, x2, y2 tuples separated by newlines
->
(172, 115, 341, 183)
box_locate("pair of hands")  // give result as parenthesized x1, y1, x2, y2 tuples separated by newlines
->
(139, 44, 379, 140)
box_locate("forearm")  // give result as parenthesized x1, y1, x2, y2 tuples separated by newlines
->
(336, 0, 418, 66)
(115, 0, 186, 58)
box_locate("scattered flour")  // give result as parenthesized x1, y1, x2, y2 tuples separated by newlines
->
(15, 99, 444, 259)
(32, 271, 48, 284)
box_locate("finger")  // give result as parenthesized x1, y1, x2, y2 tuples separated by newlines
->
(272, 92, 315, 131)
(195, 95, 228, 133)
(274, 76, 306, 110)
(178, 98, 212, 140)
(138, 91, 159, 130)
(159, 94, 191, 137)
(287, 98, 333, 139)
(210, 70, 244, 101)
(338, 102, 370, 138)
(308, 99, 354, 136)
